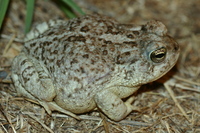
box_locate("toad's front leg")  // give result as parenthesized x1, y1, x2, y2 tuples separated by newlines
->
(94, 86, 140, 121)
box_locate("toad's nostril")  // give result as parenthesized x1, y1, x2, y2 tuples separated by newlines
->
(174, 43, 179, 51)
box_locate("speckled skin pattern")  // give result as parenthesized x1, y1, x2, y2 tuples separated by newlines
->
(11, 14, 180, 121)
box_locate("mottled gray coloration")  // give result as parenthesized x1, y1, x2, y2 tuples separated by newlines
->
(11, 14, 180, 121)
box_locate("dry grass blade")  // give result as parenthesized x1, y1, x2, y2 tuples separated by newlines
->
(0, 104, 17, 133)
(0, 34, 23, 43)
(3, 34, 16, 56)
(174, 75, 200, 86)
(100, 112, 110, 133)
(0, 122, 8, 133)
(175, 83, 200, 93)
(164, 80, 190, 122)
(27, 113, 54, 133)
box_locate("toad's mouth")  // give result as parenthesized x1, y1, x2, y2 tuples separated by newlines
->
(149, 54, 179, 83)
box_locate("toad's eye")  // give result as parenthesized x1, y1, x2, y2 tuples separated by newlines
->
(150, 47, 167, 63)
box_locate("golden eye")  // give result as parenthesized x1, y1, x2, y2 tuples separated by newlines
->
(150, 47, 167, 63)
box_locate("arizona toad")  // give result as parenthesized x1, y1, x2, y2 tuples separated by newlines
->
(11, 14, 180, 121)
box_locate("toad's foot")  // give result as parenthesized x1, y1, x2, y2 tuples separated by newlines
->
(38, 101, 80, 120)
(125, 96, 141, 111)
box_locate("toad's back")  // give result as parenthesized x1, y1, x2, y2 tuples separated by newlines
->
(23, 15, 143, 93)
